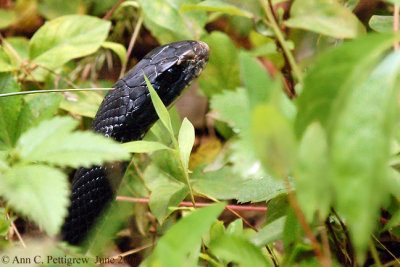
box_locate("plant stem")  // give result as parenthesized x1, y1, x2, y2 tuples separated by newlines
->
(199, 253, 224, 267)
(260, 0, 304, 85)
(119, 14, 144, 78)
(103, 0, 125, 20)
(394, 4, 399, 50)
(0, 88, 114, 97)
(369, 240, 383, 267)
(282, 173, 329, 266)
(181, 159, 196, 207)
(170, 137, 196, 207)
(116, 196, 269, 211)
(371, 233, 400, 265)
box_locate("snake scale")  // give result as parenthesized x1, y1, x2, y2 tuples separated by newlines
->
(61, 40, 209, 245)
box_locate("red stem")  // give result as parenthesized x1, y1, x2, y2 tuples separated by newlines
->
(116, 196, 268, 212)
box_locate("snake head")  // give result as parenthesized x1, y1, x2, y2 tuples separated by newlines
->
(115, 40, 209, 106)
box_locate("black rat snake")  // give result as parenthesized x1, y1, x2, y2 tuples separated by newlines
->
(61, 40, 209, 245)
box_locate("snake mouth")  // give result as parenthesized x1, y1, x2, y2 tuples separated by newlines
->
(195, 41, 210, 61)
(191, 41, 209, 78)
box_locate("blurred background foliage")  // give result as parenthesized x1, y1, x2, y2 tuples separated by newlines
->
(1, 0, 400, 266)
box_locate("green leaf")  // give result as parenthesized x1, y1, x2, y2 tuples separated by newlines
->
(0, 47, 16, 72)
(29, 15, 111, 69)
(151, 149, 186, 183)
(210, 89, 265, 178)
(4, 37, 29, 70)
(17, 93, 62, 138)
(37, 0, 86, 20)
(192, 166, 244, 200)
(15, 116, 130, 168)
(227, 219, 243, 236)
(138, 0, 206, 44)
(295, 33, 398, 137)
(283, 207, 303, 251)
(331, 51, 400, 253)
(0, 37, 29, 72)
(285, 0, 365, 39)
(123, 140, 171, 153)
(144, 165, 188, 223)
(239, 51, 272, 108)
(178, 118, 195, 172)
(60, 90, 103, 118)
(210, 89, 250, 133)
(198, 31, 240, 97)
(384, 0, 400, 4)
(265, 194, 289, 224)
(144, 73, 174, 137)
(295, 122, 332, 221)
(340, 0, 360, 10)
(209, 234, 271, 267)
(181, 0, 253, 18)
(0, 73, 21, 148)
(251, 104, 296, 177)
(369, 15, 398, 33)
(237, 177, 286, 203)
(101, 41, 127, 69)
(209, 220, 225, 243)
(0, 164, 69, 236)
(148, 202, 225, 266)
(251, 217, 285, 246)
(0, 9, 17, 29)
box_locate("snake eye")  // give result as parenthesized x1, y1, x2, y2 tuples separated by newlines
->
(164, 65, 183, 84)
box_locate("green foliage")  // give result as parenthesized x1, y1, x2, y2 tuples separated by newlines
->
(181, 0, 254, 18)
(178, 118, 195, 172)
(295, 33, 398, 136)
(15, 116, 130, 168)
(144, 165, 188, 223)
(295, 123, 332, 221)
(148, 203, 225, 266)
(331, 51, 400, 253)
(0, 73, 21, 148)
(60, 90, 103, 118)
(123, 140, 171, 153)
(29, 15, 110, 69)
(198, 31, 241, 97)
(209, 234, 271, 267)
(138, 0, 206, 44)
(0, 165, 69, 236)
(285, 0, 365, 39)
(369, 16, 398, 33)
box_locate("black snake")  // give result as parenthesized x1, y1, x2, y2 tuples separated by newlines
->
(61, 40, 209, 245)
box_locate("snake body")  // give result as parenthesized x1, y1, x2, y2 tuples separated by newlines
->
(61, 40, 209, 245)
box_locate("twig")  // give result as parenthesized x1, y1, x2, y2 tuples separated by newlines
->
(118, 194, 279, 267)
(119, 15, 144, 78)
(103, 0, 125, 20)
(331, 208, 356, 266)
(283, 176, 328, 267)
(34, 63, 80, 89)
(0, 88, 113, 97)
(369, 240, 383, 267)
(6, 213, 26, 248)
(260, 0, 303, 86)
(394, 4, 399, 51)
(320, 221, 332, 265)
(116, 196, 268, 212)
(108, 242, 153, 261)
(326, 218, 348, 265)
(199, 253, 223, 267)
(371, 233, 400, 265)
(0, 33, 44, 89)
(198, 193, 279, 267)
